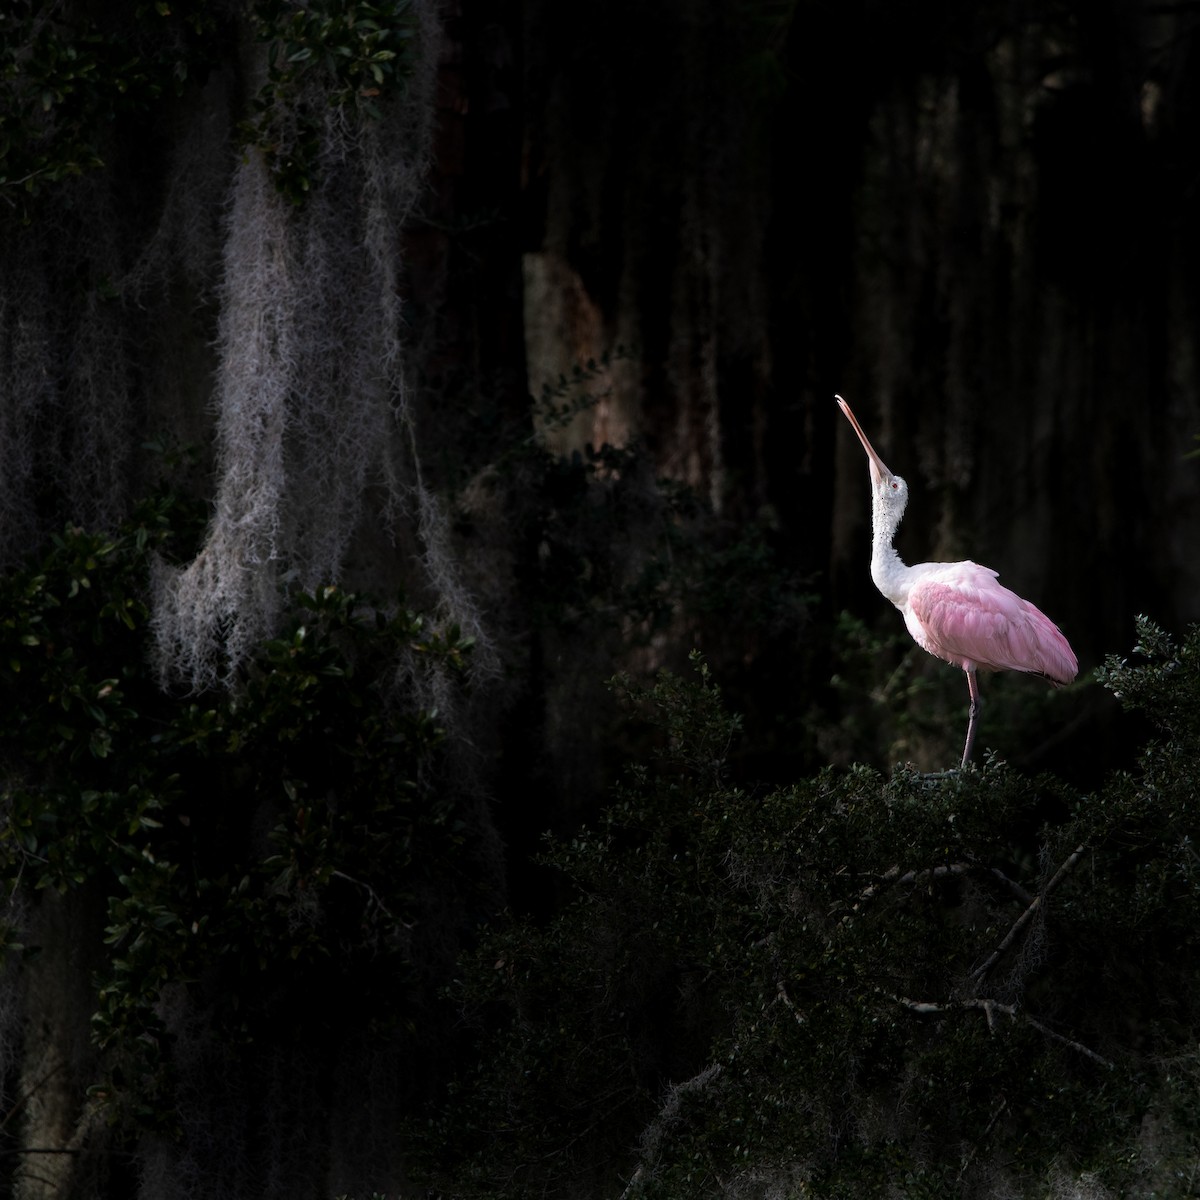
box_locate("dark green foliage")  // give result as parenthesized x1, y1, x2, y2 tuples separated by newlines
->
(522, 442, 811, 643)
(426, 627, 1200, 1197)
(0, 0, 420, 214)
(245, 0, 420, 201)
(484, 438, 822, 836)
(0, 1, 221, 214)
(252, 0, 417, 111)
(0, 504, 478, 1129)
(1096, 615, 1200, 753)
(2, 509, 1198, 1196)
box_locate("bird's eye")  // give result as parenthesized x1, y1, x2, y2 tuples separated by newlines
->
(891, 481, 899, 490)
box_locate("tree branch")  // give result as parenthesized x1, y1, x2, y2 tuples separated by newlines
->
(890, 993, 1112, 1068)
(858, 861, 1034, 906)
(1021, 1013, 1114, 1069)
(620, 1063, 724, 1200)
(775, 980, 806, 1025)
(969, 844, 1086, 985)
(330, 869, 412, 929)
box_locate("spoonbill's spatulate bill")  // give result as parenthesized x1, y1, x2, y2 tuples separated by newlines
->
(836, 395, 1077, 768)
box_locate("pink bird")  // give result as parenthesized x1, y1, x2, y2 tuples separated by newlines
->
(836, 395, 1077, 767)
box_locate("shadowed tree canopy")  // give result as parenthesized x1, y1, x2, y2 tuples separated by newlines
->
(0, 0, 1198, 1197)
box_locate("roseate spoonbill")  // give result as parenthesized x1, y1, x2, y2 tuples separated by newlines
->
(836, 395, 1077, 767)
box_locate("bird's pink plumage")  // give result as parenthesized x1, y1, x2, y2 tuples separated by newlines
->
(906, 564, 1078, 684)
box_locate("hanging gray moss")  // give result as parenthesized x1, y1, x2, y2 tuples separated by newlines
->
(0, 0, 498, 704)
(145, 3, 500, 694)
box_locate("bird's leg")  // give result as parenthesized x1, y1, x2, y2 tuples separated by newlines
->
(961, 670, 981, 768)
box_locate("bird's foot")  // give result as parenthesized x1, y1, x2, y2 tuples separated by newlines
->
(918, 768, 963, 786)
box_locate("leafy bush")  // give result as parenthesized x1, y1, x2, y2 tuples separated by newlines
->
(4, 494, 1197, 1199)
(425, 624, 1200, 1198)
(0, 502, 483, 1132)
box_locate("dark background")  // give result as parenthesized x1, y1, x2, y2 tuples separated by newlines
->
(2, 1, 1200, 1195)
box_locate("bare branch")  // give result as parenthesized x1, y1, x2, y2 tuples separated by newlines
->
(969, 844, 1086, 985)
(889, 992, 1112, 1068)
(857, 864, 901, 902)
(858, 861, 1034, 907)
(330, 869, 413, 928)
(1021, 1014, 1114, 1069)
(978, 865, 1035, 906)
(620, 1063, 724, 1200)
(775, 980, 806, 1025)
(893, 994, 1017, 1021)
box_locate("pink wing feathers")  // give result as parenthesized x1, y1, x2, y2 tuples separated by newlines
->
(905, 563, 1078, 684)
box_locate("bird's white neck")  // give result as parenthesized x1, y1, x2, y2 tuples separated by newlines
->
(871, 493, 913, 608)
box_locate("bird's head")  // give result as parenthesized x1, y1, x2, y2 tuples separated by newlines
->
(836, 395, 908, 517)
